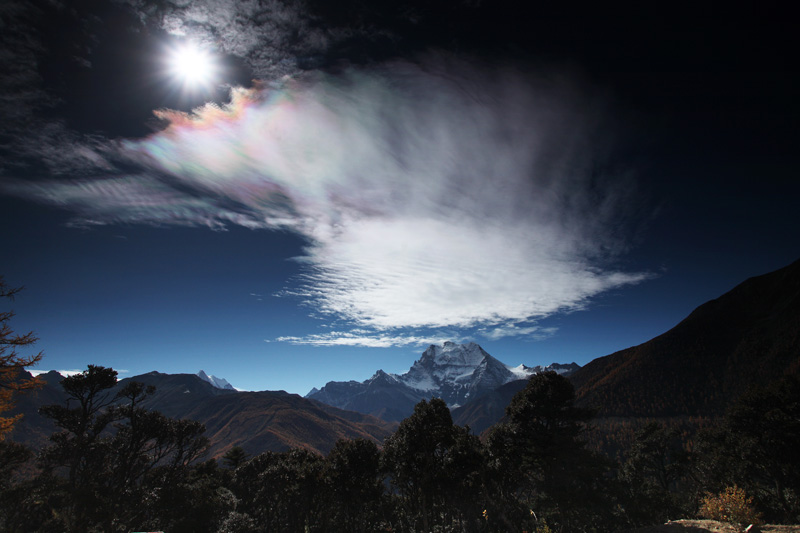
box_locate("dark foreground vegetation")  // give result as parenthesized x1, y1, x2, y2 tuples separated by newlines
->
(1, 365, 798, 533)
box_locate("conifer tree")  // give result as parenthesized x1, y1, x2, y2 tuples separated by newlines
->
(222, 445, 249, 469)
(383, 398, 486, 532)
(487, 371, 614, 532)
(694, 375, 800, 523)
(0, 277, 43, 439)
(324, 438, 386, 532)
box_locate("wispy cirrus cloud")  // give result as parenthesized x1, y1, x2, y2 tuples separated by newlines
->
(28, 368, 130, 377)
(3, 55, 649, 344)
(273, 330, 457, 349)
(479, 324, 560, 341)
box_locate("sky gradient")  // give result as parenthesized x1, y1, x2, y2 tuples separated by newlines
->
(1, 1, 797, 394)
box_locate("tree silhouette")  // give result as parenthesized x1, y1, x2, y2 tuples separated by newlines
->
(619, 422, 689, 527)
(222, 445, 249, 469)
(694, 375, 800, 522)
(35, 366, 211, 531)
(324, 438, 386, 532)
(0, 277, 43, 439)
(487, 371, 614, 531)
(383, 397, 486, 532)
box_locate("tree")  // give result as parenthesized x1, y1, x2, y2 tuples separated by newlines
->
(693, 375, 800, 523)
(0, 276, 43, 439)
(222, 445, 249, 470)
(619, 422, 689, 527)
(486, 371, 614, 532)
(37, 365, 121, 531)
(36, 366, 212, 532)
(0, 439, 34, 530)
(383, 398, 486, 532)
(324, 438, 387, 532)
(252, 448, 326, 532)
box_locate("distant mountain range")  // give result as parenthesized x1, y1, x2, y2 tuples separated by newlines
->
(9, 370, 395, 458)
(306, 341, 579, 421)
(9, 259, 800, 458)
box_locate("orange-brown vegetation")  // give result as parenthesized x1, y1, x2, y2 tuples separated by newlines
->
(0, 277, 42, 440)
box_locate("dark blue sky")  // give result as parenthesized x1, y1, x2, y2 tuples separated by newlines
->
(1, 1, 797, 393)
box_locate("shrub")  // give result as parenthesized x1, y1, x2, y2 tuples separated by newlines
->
(699, 485, 762, 529)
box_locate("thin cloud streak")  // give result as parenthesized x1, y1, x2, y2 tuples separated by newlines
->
(480, 324, 560, 341)
(3, 56, 650, 339)
(273, 331, 456, 349)
(27, 368, 130, 377)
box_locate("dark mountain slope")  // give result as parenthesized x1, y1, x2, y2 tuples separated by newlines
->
(571, 259, 800, 417)
(5, 371, 65, 450)
(174, 390, 394, 457)
(8, 370, 395, 458)
(450, 378, 528, 434)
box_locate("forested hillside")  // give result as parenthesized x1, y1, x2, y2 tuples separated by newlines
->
(571, 259, 800, 418)
(2, 367, 798, 532)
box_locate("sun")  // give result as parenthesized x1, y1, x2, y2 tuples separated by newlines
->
(166, 41, 217, 91)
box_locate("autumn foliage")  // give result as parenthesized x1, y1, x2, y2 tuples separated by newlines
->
(0, 277, 42, 439)
(699, 485, 762, 529)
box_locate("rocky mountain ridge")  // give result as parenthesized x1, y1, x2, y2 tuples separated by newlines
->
(196, 370, 236, 390)
(8, 370, 394, 458)
(306, 341, 579, 421)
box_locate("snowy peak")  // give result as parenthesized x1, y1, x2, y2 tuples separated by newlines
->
(402, 342, 521, 405)
(409, 341, 499, 385)
(367, 369, 401, 386)
(196, 370, 236, 391)
(306, 342, 581, 422)
(419, 341, 487, 367)
(507, 361, 581, 379)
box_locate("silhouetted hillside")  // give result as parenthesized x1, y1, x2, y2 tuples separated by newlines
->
(451, 378, 527, 434)
(571, 259, 800, 417)
(8, 370, 395, 457)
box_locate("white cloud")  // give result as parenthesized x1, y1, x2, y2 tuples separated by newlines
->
(479, 324, 560, 341)
(4, 56, 649, 339)
(27, 368, 130, 377)
(274, 331, 454, 348)
(28, 369, 85, 378)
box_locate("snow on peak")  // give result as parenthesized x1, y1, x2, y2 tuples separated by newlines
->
(506, 362, 581, 379)
(421, 341, 487, 367)
(368, 369, 400, 385)
(508, 364, 533, 379)
(196, 370, 235, 390)
(305, 341, 582, 418)
(404, 342, 502, 391)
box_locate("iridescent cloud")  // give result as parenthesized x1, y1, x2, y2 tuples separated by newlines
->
(3, 57, 649, 339)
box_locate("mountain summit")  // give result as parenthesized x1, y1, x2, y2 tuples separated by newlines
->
(403, 342, 517, 406)
(196, 370, 236, 391)
(306, 342, 578, 422)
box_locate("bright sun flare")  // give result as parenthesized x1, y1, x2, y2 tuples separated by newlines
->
(167, 42, 216, 89)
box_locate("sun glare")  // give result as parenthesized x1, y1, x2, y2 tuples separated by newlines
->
(166, 41, 217, 91)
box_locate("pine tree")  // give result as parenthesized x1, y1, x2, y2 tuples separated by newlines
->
(222, 445, 249, 469)
(324, 438, 386, 532)
(383, 398, 486, 532)
(486, 371, 614, 532)
(0, 276, 43, 439)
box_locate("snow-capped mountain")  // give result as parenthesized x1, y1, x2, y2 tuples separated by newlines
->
(306, 342, 579, 422)
(196, 370, 236, 391)
(402, 342, 516, 407)
(508, 362, 582, 379)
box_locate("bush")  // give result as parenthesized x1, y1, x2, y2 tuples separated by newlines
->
(699, 485, 762, 529)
